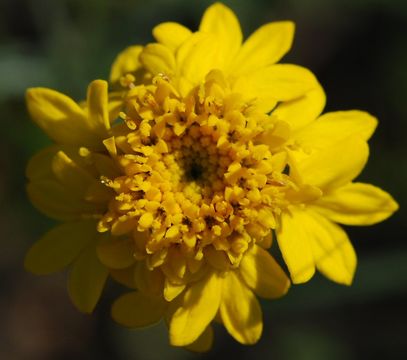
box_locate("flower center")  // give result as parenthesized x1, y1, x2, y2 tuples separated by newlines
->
(98, 70, 294, 282)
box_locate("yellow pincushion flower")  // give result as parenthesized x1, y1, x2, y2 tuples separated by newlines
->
(24, 2, 398, 351)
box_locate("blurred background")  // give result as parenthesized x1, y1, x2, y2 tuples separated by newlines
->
(1, 0, 406, 359)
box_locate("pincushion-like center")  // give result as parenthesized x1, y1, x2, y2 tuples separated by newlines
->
(97, 70, 294, 277)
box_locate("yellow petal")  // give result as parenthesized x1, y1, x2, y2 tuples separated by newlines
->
(68, 241, 109, 313)
(185, 325, 214, 353)
(293, 136, 369, 192)
(164, 279, 186, 301)
(199, 3, 242, 68)
(110, 45, 143, 84)
(111, 291, 166, 328)
(152, 22, 192, 51)
(176, 32, 221, 88)
(169, 271, 221, 346)
(25, 221, 97, 275)
(240, 245, 290, 299)
(27, 180, 105, 221)
(293, 110, 378, 150)
(26, 87, 100, 147)
(91, 152, 121, 178)
(231, 21, 294, 75)
(312, 182, 399, 225)
(220, 271, 262, 345)
(51, 150, 95, 195)
(107, 91, 123, 121)
(26, 145, 58, 181)
(277, 209, 316, 283)
(304, 210, 357, 285)
(272, 84, 326, 131)
(140, 43, 176, 76)
(110, 266, 137, 289)
(234, 64, 318, 106)
(86, 79, 110, 135)
(96, 236, 136, 269)
(134, 262, 165, 297)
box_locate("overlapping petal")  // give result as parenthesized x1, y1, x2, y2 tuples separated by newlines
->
(273, 84, 326, 131)
(293, 110, 378, 150)
(305, 211, 357, 285)
(26, 146, 107, 220)
(24, 221, 98, 275)
(278, 208, 357, 285)
(26, 80, 110, 149)
(277, 209, 316, 283)
(220, 271, 263, 344)
(293, 136, 369, 191)
(233, 64, 319, 113)
(111, 291, 167, 327)
(312, 182, 399, 225)
(231, 21, 294, 75)
(199, 3, 242, 68)
(169, 271, 221, 346)
(175, 32, 221, 93)
(153, 22, 192, 51)
(97, 236, 136, 269)
(140, 43, 176, 76)
(110, 45, 143, 84)
(240, 245, 290, 299)
(185, 325, 214, 353)
(68, 241, 109, 313)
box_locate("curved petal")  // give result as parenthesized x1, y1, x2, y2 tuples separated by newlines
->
(24, 221, 97, 275)
(231, 21, 294, 76)
(199, 3, 242, 67)
(234, 64, 318, 106)
(26, 145, 58, 181)
(293, 110, 378, 150)
(140, 43, 176, 76)
(110, 45, 143, 84)
(276, 209, 316, 283)
(240, 245, 290, 299)
(97, 236, 136, 269)
(169, 271, 221, 346)
(176, 32, 221, 88)
(292, 136, 369, 192)
(153, 22, 192, 51)
(51, 150, 95, 196)
(305, 210, 357, 285)
(86, 80, 110, 136)
(312, 182, 399, 225)
(134, 262, 165, 297)
(111, 291, 166, 328)
(27, 180, 105, 221)
(164, 278, 185, 301)
(185, 325, 214, 353)
(26, 87, 101, 147)
(110, 266, 137, 289)
(68, 241, 109, 313)
(220, 271, 263, 345)
(272, 84, 326, 131)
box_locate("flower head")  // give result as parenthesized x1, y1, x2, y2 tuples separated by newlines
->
(24, 2, 398, 351)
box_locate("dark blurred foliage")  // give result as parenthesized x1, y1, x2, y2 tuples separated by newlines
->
(1, 0, 406, 359)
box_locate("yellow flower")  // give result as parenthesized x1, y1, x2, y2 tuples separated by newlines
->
(23, 2, 398, 352)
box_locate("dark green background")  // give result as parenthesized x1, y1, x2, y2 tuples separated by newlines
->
(1, 0, 406, 359)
